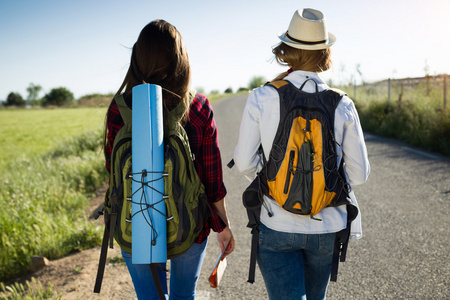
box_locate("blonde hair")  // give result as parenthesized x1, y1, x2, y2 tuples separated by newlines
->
(272, 42, 332, 81)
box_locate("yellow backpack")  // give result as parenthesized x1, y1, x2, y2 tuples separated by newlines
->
(259, 79, 356, 220)
(237, 79, 358, 284)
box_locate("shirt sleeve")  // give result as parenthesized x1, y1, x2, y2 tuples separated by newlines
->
(104, 100, 124, 174)
(334, 96, 370, 186)
(185, 94, 228, 236)
(203, 109, 228, 232)
(233, 87, 277, 178)
(185, 94, 227, 203)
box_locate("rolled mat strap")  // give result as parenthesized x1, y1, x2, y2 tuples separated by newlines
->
(247, 227, 259, 284)
(330, 222, 351, 282)
(150, 263, 166, 300)
(93, 226, 110, 293)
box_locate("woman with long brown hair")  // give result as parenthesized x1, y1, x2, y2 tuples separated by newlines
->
(234, 9, 370, 299)
(104, 19, 234, 299)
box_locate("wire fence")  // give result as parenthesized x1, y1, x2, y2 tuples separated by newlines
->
(351, 74, 448, 111)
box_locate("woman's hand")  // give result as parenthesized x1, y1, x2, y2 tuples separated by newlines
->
(211, 198, 234, 259)
(217, 226, 234, 260)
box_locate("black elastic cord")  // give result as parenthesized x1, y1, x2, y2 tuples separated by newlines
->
(129, 170, 166, 245)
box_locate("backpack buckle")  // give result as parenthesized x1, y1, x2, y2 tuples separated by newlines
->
(94, 209, 104, 220)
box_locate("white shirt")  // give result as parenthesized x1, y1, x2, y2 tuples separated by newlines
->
(233, 70, 370, 240)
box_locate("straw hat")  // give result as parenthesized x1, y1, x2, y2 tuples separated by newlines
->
(278, 8, 336, 50)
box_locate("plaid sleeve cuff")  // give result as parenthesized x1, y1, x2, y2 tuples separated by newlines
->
(208, 182, 227, 203)
(210, 212, 227, 233)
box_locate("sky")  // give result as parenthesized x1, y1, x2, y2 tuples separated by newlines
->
(1, 0, 449, 100)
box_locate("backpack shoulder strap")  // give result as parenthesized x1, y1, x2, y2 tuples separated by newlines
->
(114, 94, 132, 125)
(326, 88, 347, 111)
(265, 80, 289, 89)
(329, 88, 347, 97)
(264, 80, 291, 120)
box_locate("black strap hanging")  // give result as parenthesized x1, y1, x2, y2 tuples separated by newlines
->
(150, 263, 166, 300)
(330, 221, 351, 282)
(93, 225, 111, 293)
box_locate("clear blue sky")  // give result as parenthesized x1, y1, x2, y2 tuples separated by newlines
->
(1, 0, 449, 100)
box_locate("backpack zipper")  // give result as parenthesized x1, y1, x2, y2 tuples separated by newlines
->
(285, 105, 338, 144)
(118, 148, 132, 181)
(284, 150, 295, 194)
(111, 136, 131, 188)
(169, 135, 192, 181)
(167, 144, 179, 185)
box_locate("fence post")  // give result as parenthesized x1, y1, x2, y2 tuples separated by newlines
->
(444, 75, 447, 109)
(388, 78, 391, 111)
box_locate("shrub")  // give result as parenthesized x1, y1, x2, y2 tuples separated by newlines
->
(354, 79, 450, 156)
(5, 92, 25, 107)
(42, 87, 74, 107)
(248, 76, 266, 90)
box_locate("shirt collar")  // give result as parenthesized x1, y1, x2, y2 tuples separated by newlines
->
(285, 70, 325, 83)
(283, 70, 329, 90)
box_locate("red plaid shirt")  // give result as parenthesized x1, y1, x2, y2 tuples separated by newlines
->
(105, 92, 227, 244)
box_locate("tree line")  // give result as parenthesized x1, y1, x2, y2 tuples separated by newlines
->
(3, 76, 268, 108)
(3, 83, 74, 107)
(197, 75, 267, 95)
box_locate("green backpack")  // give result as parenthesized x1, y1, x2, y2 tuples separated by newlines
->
(94, 92, 211, 293)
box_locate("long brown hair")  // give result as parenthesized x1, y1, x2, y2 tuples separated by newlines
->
(272, 42, 332, 81)
(103, 19, 191, 152)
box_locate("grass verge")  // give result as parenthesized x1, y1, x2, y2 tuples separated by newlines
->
(0, 129, 108, 282)
(342, 81, 450, 156)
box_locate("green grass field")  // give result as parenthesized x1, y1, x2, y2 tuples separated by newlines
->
(0, 108, 108, 282)
(0, 108, 106, 170)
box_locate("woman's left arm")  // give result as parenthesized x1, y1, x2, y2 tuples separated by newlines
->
(191, 95, 235, 257)
(211, 199, 235, 259)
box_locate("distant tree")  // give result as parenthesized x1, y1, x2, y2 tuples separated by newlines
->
(237, 87, 249, 92)
(26, 83, 42, 105)
(42, 87, 74, 106)
(327, 79, 333, 88)
(5, 92, 25, 107)
(248, 76, 266, 90)
(338, 63, 348, 86)
(224, 87, 233, 94)
(209, 90, 219, 95)
(78, 93, 113, 107)
(424, 59, 430, 77)
(195, 87, 205, 94)
(355, 64, 365, 85)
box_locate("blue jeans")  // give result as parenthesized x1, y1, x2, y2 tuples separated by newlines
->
(257, 223, 336, 300)
(121, 239, 207, 300)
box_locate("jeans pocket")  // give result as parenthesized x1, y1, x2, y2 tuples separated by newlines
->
(259, 224, 294, 251)
(318, 232, 336, 255)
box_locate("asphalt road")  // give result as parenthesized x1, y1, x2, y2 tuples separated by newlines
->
(195, 94, 450, 299)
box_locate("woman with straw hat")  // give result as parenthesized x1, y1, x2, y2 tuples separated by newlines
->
(234, 8, 370, 299)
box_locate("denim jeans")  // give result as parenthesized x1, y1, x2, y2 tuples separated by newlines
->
(257, 223, 336, 300)
(121, 239, 207, 300)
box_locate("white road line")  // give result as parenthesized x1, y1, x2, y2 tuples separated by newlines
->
(365, 133, 440, 160)
(400, 146, 440, 160)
